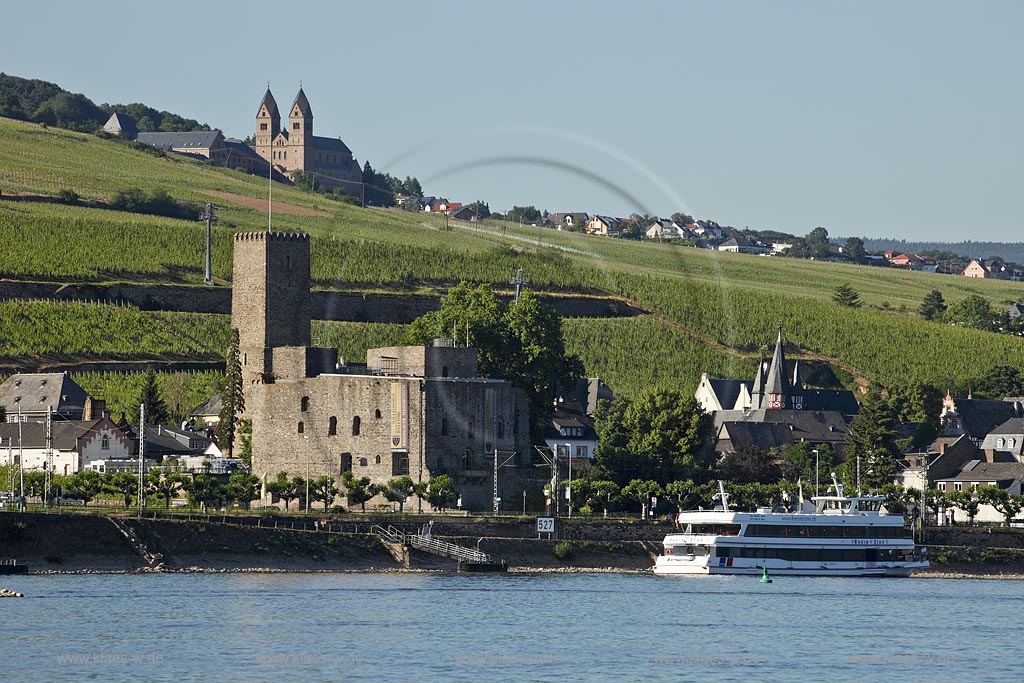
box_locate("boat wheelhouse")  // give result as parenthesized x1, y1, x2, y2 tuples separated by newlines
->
(653, 479, 928, 577)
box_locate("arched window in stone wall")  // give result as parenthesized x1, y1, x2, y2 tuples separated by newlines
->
(375, 409, 382, 419)
(352, 416, 361, 436)
(441, 417, 448, 436)
(442, 366, 449, 378)
(340, 453, 352, 474)
(359, 457, 367, 467)
(375, 455, 381, 465)
(300, 396, 309, 412)
(297, 421, 304, 434)
(497, 419, 504, 439)
(328, 416, 337, 436)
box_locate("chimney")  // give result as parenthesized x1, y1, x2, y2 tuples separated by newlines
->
(84, 397, 106, 420)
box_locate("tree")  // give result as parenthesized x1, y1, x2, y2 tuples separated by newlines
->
(362, 161, 397, 207)
(404, 282, 582, 441)
(717, 444, 782, 484)
(146, 471, 182, 510)
(224, 473, 260, 509)
(291, 476, 308, 511)
(66, 470, 103, 508)
(924, 488, 946, 523)
(919, 290, 947, 321)
(379, 476, 416, 512)
(237, 419, 253, 467)
(581, 479, 620, 517)
(977, 486, 1024, 527)
(621, 479, 663, 518)
(182, 473, 222, 511)
(426, 474, 458, 509)
(947, 489, 980, 525)
(778, 442, 839, 489)
(106, 471, 139, 510)
(944, 295, 1000, 332)
(310, 475, 339, 512)
(139, 370, 170, 426)
(843, 237, 866, 264)
(845, 388, 899, 491)
(507, 206, 542, 224)
(664, 479, 708, 513)
(342, 471, 374, 512)
(670, 212, 694, 225)
(219, 328, 245, 457)
(972, 365, 1024, 400)
(593, 388, 714, 486)
(832, 283, 862, 308)
(265, 471, 298, 511)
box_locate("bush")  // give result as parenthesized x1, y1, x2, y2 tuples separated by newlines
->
(553, 541, 575, 560)
(57, 189, 79, 204)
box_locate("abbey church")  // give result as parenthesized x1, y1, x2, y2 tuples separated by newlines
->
(254, 87, 363, 193)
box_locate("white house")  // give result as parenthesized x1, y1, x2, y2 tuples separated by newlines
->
(0, 413, 134, 475)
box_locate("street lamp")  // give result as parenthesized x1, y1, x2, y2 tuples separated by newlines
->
(566, 443, 572, 519)
(303, 435, 310, 513)
(812, 449, 820, 497)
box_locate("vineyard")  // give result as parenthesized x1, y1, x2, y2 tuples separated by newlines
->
(73, 370, 223, 421)
(1, 114, 1024, 401)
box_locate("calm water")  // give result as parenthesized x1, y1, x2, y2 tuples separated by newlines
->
(0, 572, 1017, 683)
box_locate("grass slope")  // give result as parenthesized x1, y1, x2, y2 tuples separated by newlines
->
(2, 116, 1024, 398)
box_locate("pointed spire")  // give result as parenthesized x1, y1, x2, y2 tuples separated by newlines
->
(291, 86, 312, 117)
(258, 87, 279, 118)
(763, 325, 789, 409)
(751, 358, 766, 408)
(792, 360, 802, 390)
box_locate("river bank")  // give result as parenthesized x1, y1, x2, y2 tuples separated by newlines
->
(2, 512, 1022, 578)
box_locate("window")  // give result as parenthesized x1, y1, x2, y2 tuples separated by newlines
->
(293, 122, 300, 130)
(954, 482, 963, 492)
(1009, 438, 1016, 448)
(101, 436, 110, 450)
(328, 416, 337, 436)
(997, 438, 1005, 448)
(392, 452, 409, 476)
(938, 482, 946, 492)
(358, 457, 367, 467)
(352, 416, 361, 436)
(468, 421, 474, 439)
(442, 365, 449, 378)
(300, 396, 309, 412)
(375, 455, 381, 465)
(375, 409, 382, 419)
(260, 123, 268, 131)
(576, 445, 588, 459)
(441, 417, 448, 436)
(297, 421, 304, 434)
(340, 453, 352, 474)
(497, 419, 504, 439)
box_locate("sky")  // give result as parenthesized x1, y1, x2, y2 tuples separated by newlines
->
(2, 1, 1022, 242)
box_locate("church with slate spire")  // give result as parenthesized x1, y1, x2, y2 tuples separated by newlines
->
(254, 87, 363, 195)
(695, 327, 859, 453)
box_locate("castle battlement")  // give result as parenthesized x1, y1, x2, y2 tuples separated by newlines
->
(233, 231, 310, 242)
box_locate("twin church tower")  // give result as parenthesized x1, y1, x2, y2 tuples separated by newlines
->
(254, 87, 362, 193)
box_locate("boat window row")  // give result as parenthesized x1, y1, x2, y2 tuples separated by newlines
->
(685, 524, 742, 536)
(715, 547, 915, 562)
(744, 524, 910, 539)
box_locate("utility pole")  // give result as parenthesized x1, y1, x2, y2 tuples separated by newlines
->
(510, 268, 528, 303)
(138, 403, 145, 515)
(18, 405, 24, 511)
(45, 405, 52, 510)
(199, 203, 218, 284)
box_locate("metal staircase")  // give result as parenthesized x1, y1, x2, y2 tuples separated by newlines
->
(108, 517, 164, 569)
(371, 523, 492, 564)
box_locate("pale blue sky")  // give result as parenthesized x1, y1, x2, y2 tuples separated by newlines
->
(3, 1, 1021, 241)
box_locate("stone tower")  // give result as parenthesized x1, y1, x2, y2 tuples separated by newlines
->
(287, 87, 313, 170)
(231, 232, 311, 387)
(255, 89, 280, 163)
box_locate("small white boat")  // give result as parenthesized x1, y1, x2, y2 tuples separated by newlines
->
(653, 478, 928, 577)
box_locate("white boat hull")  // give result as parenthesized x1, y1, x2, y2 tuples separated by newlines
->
(653, 556, 928, 577)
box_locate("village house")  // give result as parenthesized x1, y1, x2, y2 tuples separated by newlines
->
(0, 373, 96, 423)
(546, 213, 589, 230)
(0, 411, 135, 475)
(644, 219, 688, 240)
(717, 235, 769, 255)
(585, 215, 623, 236)
(938, 391, 1022, 447)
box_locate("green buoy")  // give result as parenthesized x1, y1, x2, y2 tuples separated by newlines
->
(760, 566, 772, 583)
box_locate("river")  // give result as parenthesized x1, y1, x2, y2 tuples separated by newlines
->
(0, 572, 1015, 682)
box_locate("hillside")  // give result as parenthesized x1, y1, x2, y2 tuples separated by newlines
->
(2, 115, 1024, 415)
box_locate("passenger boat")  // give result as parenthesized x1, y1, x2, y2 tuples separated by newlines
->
(653, 478, 928, 577)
